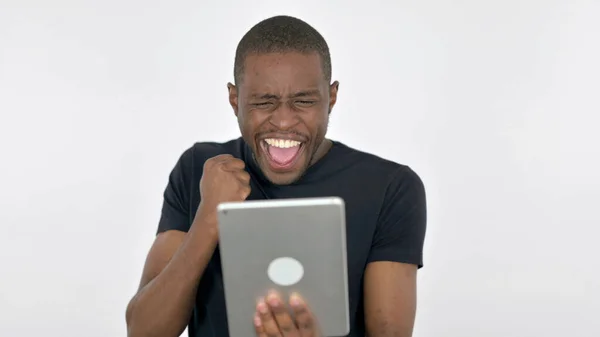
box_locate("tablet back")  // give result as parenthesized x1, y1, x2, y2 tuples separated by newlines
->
(217, 197, 350, 337)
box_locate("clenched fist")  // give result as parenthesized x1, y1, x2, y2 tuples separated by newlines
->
(196, 154, 251, 227)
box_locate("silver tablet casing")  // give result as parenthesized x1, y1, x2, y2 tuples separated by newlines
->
(217, 197, 350, 337)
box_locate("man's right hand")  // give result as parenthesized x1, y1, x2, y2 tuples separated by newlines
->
(196, 154, 251, 228)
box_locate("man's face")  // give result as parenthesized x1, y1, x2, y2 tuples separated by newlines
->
(228, 52, 339, 185)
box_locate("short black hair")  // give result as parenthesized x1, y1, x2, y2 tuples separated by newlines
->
(233, 15, 332, 85)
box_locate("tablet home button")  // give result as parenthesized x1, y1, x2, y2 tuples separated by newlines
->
(267, 257, 304, 286)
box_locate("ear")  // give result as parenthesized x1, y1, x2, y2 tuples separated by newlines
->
(328, 81, 339, 114)
(227, 82, 239, 116)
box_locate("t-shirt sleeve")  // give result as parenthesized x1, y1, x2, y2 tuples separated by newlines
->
(367, 166, 427, 268)
(156, 146, 195, 234)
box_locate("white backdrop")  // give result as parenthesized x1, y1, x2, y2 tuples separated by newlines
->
(1, 1, 599, 336)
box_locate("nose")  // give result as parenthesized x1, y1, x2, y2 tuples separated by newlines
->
(269, 104, 298, 130)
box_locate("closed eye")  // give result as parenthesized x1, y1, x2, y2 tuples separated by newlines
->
(295, 100, 316, 106)
(253, 102, 273, 107)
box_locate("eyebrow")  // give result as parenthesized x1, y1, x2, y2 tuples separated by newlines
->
(251, 89, 321, 100)
(291, 89, 321, 98)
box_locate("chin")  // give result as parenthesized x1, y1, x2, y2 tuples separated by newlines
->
(257, 156, 308, 185)
(264, 169, 304, 185)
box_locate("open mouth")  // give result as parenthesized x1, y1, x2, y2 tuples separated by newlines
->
(260, 138, 305, 171)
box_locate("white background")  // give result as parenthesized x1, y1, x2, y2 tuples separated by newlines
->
(1, 1, 599, 336)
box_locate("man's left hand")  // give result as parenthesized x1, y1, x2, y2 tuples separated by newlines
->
(254, 291, 320, 337)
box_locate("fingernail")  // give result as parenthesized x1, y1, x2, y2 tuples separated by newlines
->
(257, 298, 269, 313)
(267, 291, 280, 307)
(254, 312, 262, 326)
(289, 293, 303, 307)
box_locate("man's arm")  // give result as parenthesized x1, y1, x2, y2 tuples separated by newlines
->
(125, 149, 251, 337)
(363, 166, 427, 337)
(364, 261, 418, 337)
(124, 146, 207, 337)
(125, 218, 218, 337)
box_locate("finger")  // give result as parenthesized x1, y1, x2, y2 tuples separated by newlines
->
(206, 154, 234, 166)
(267, 291, 298, 336)
(289, 293, 318, 337)
(235, 170, 251, 184)
(222, 158, 246, 170)
(257, 298, 281, 337)
(239, 185, 251, 200)
(211, 153, 234, 162)
(254, 312, 268, 337)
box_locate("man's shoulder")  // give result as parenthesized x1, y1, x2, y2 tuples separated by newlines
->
(191, 137, 245, 157)
(332, 140, 413, 180)
(329, 141, 425, 204)
(168, 138, 246, 181)
(178, 137, 245, 163)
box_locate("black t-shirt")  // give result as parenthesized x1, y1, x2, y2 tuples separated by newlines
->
(157, 137, 427, 337)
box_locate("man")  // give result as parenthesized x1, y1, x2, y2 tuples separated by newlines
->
(125, 15, 427, 337)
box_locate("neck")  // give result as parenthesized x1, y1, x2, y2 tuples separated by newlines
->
(310, 138, 333, 166)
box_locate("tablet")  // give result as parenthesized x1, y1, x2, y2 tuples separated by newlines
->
(217, 196, 350, 337)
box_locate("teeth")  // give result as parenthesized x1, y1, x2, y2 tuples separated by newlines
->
(264, 138, 302, 148)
